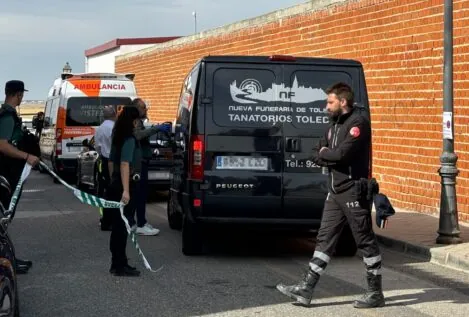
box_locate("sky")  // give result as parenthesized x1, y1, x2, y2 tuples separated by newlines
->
(0, 0, 307, 100)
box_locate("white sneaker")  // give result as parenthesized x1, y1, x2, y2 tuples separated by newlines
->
(136, 223, 160, 236)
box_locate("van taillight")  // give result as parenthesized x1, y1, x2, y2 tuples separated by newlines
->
(56, 128, 62, 156)
(269, 55, 296, 62)
(189, 135, 204, 180)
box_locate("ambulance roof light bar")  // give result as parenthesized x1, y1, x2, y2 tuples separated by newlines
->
(60, 73, 136, 81)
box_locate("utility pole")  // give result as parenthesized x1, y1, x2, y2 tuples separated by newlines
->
(192, 11, 197, 34)
(436, 0, 462, 245)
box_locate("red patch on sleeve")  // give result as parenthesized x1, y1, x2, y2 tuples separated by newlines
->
(350, 127, 360, 138)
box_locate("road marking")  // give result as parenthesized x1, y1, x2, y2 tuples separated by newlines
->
(22, 189, 45, 193)
(14, 210, 85, 218)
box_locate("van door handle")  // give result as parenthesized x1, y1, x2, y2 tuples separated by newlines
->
(285, 138, 301, 152)
(286, 138, 293, 151)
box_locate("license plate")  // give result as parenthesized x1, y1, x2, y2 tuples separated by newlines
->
(216, 156, 268, 170)
(148, 171, 170, 180)
(68, 146, 83, 153)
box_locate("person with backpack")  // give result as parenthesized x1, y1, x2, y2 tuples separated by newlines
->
(0, 80, 40, 274)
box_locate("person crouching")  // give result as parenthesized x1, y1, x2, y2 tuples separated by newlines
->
(106, 106, 142, 277)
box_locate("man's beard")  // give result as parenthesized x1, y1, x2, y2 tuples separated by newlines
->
(327, 108, 343, 120)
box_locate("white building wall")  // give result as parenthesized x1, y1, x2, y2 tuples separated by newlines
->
(85, 44, 156, 73)
(85, 47, 121, 73)
(120, 44, 156, 55)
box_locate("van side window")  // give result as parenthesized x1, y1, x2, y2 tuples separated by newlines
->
(211, 68, 353, 132)
(212, 68, 277, 128)
(177, 64, 200, 127)
(287, 70, 353, 131)
(44, 99, 53, 127)
(49, 97, 60, 126)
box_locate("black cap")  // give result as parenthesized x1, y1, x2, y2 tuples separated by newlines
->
(5, 80, 28, 95)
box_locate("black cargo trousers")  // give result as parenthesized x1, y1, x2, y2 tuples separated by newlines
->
(309, 185, 382, 277)
(97, 156, 112, 227)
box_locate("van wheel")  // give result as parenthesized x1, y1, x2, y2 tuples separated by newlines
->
(167, 194, 182, 230)
(182, 214, 203, 256)
(335, 224, 357, 257)
(14, 287, 19, 317)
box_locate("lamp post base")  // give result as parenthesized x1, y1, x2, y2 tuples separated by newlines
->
(436, 151, 462, 245)
(436, 235, 462, 245)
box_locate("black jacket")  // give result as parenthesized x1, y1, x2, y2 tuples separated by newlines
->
(312, 107, 371, 194)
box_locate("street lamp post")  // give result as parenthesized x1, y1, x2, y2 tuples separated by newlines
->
(437, 0, 462, 245)
(63, 62, 72, 74)
(192, 11, 197, 34)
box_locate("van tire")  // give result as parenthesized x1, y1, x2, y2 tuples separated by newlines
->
(167, 194, 182, 230)
(182, 213, 203, 256)
(334, 224, 357, 257)
(14, 287, 19, 317)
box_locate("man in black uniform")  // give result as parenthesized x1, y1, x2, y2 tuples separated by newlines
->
(0, 80, 40, 274)
(276, 82, 385, 308)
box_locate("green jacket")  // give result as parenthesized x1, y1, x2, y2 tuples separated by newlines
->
(109, 136, 142, 180)
(0, 104, 23, 146)
(0, 104, 26, 190)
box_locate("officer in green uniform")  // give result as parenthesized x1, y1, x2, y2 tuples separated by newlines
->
(0, 80, 40, 274)
(105, 106, 142, 277)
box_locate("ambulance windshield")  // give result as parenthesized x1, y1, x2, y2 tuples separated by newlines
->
(65, 97, 132, 126)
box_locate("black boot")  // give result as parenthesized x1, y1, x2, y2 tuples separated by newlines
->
(109, 264, 137, 274)
(353, 273, 385, 308)
(112, 265, 140, 277)
(110, 258, 137, 274)
(276, 269, 320, 306)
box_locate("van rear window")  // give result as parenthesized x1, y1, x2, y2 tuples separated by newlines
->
(212, 68, 352, 129)
(66, 97, 132, 127)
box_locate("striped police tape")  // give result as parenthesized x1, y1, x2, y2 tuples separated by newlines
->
(8, 161, 163, 273)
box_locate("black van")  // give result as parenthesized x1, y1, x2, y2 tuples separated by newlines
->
(167, 55, 371, 255)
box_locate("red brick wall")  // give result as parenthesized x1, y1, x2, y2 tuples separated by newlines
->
(116, 0, 469, 220)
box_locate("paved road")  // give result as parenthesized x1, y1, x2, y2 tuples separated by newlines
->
(8, 170, 469, 316)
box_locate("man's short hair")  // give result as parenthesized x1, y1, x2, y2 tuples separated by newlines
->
(325, 82, 354, 108)
(131, 98, 145, 107)
(103, 106, 116, 119)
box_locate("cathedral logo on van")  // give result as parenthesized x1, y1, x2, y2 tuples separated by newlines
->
(230, 76, 328, 104)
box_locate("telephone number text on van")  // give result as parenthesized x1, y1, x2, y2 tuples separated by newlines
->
(228, 114, 329, 124)
(285, 159, 321, 168)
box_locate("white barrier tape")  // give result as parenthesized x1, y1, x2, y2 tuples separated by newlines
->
(8, 161, 163, 273)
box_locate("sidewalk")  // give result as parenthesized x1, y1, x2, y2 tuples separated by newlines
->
(373, 209, 469, 273)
